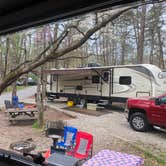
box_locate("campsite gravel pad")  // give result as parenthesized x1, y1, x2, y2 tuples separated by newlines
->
(10, 140, 36, 153)
(63, 107, 112, 116)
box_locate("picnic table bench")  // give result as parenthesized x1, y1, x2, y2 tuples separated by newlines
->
(5, 108, 38, 122)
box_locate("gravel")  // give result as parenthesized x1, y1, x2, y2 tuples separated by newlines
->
(1, 98, 165, 164)
(65, 110, 166, 154)
(49, 102, 166, 152)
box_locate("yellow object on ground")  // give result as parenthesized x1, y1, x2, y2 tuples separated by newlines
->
(67, 101, 74, 107)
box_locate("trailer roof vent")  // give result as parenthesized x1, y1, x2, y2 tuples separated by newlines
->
(87, 63, 101, 67)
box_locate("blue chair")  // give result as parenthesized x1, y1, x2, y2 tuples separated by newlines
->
(56, 126, 77, 148)
(12, 96, 19, 108)
(12, 96, 24, 108)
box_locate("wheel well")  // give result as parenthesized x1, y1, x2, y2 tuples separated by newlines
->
(129, 108, 146, 120)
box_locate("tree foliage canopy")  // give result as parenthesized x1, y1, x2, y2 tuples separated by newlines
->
(0, 1, 166, 94)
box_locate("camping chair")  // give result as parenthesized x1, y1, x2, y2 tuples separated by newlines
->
(56, 126, 77, 149)
(67, 131, 93, 160)
(4, 100, 13, 109)
(12, 96, 24, 108)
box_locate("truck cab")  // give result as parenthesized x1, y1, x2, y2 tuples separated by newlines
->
(126, 94, 166, 132)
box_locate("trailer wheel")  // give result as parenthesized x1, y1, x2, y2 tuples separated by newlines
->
(80, 99, 87, 107)
(129, 112, 149, 132)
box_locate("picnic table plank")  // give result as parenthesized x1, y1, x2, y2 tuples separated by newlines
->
(6, 108, 38, 113)
(9, 116, 37, 121)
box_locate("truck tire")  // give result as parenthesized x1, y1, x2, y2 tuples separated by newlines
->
(129, 112, 149, 132)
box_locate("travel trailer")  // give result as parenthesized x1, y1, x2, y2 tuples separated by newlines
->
(45, 64, 166, 105)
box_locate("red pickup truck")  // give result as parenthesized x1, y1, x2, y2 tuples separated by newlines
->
(126, 94, 166, 132)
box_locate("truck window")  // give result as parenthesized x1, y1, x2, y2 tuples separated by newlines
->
(92, 75, 100, 83)
(160, 96, 166, 104)
(119, 76, 131, 85)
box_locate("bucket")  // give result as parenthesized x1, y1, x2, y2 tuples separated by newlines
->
(67, 101, 74, 107)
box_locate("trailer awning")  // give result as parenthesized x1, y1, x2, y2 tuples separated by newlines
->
(45, 67, 106, 75)
(0, 0, 141, 36)
(44, 64, 153, 75)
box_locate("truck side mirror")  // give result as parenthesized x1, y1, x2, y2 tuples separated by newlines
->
(155, 98, 160, 105)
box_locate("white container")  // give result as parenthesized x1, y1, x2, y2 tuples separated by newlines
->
(87, 103, 97, 111)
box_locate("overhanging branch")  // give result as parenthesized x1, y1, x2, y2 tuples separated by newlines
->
(0, 0, 164, 94)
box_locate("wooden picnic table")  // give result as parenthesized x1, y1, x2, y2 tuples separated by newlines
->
(5, 108, 38, 121)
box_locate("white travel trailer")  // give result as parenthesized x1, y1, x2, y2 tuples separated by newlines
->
(45, 64, 166, 105)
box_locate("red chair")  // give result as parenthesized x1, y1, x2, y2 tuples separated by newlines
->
(67, 131, 93, 160)
(44, 149, 51, 159)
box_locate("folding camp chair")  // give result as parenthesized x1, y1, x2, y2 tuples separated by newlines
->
(12, 96, 24, 108)
(67, 131, 93, 160)
(4, 100, 13, 109)
(56, 126, 77, 149)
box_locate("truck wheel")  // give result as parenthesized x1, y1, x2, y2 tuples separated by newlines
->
(129, 112, 149, 132)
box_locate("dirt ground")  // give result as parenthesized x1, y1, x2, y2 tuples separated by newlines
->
(0, 107, 72, 152)
(0, 102, 166, 166)
(44, 107, 73, 121)
(63, 106, 111, 116)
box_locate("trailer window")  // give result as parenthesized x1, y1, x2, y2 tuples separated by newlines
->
(92, 75, 100, 83)
(103, 72, 109, 82)
(119, 76, 131, 85)
(52, 74, 57, 81)
(76, 85, 83, 90)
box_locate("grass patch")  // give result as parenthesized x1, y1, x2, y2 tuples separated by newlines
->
(3, 86, 27, 93)
(130, 143, 166, 165)
(32, 121, 45, 132)
(32, 121, 40, 129)
(159, 152, 166, 159)
(110, 136, 165, 165)
(144, 151, 165, 165)
(134, 140, 166, 165)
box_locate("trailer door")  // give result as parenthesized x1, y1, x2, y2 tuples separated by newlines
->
(101, 71, 110, 97)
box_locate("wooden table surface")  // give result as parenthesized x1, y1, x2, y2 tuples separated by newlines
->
(5, 108, 38, 113)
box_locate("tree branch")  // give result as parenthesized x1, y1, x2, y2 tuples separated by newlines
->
(57, 54, 91, 60)
(0, 0, 164, 94)
(33, 26, 69, 62)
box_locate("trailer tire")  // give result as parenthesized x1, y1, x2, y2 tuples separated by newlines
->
(80, 99, 87, 107)
(129, 112, 149, 132)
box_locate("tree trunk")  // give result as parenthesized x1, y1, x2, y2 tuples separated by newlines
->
(121, 32, 127, 65)
(157, 27, 165, 69)
(137, 5, 146, 64)
(36, 26, 48, 128)
(94, 12, 99, 59)
(12, 82, 17, 97)
(4, 37, 10, 78)
(36, 69, 44, 128)
(149, 29, 154, 64)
